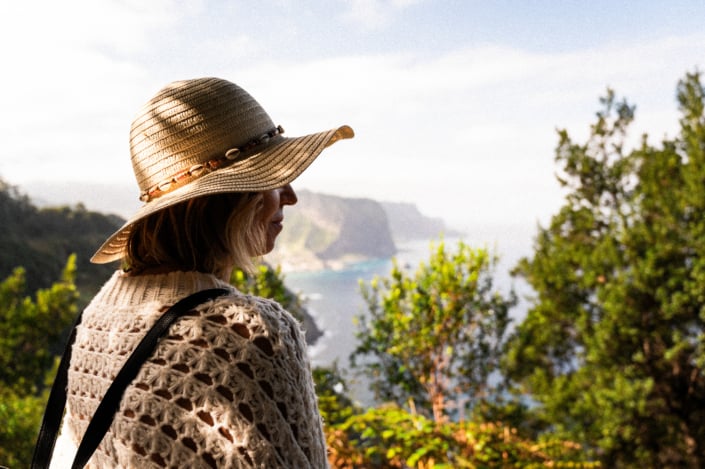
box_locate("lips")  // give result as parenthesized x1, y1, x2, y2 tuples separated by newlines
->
(270, 217, 283, 233)
(271, 211, 284, 226)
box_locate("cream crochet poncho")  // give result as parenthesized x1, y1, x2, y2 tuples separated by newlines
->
(50, 270, 328, 468)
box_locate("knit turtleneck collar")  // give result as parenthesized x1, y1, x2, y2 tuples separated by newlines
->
(92, 270, 236, 307)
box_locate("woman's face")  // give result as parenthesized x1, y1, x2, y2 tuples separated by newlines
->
(256, 184, 298, 254)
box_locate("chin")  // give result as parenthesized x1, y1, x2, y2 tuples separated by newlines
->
(264, 232, 279, 254)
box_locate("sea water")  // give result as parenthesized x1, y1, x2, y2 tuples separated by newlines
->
(280, 236, 531, 406)
(284, 241, 430, 405)
(283, 239, 436, 405)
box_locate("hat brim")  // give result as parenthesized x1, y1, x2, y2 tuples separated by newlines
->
(91, 124, 353, 264)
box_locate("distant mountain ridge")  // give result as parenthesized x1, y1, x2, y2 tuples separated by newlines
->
(266, 190, 458, 271)
(19, 181, 459, 272)
(0, 181, 123, 302)
(381, 200, 460, 242)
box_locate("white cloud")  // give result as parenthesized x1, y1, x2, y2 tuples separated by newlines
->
(0, 0, 186, 56)
(341, 0, 425, 29)
(1, 2, 703, 240)
(0, 0, 203, 184)
(222, 33, 705, 230)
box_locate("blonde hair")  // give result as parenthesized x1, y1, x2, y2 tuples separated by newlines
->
(124, 192, 265, 276)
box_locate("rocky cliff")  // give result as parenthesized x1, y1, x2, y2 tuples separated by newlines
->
(381, 201, 454, 241)
(265, 190, 458, 271)
(266, 190, 397, 271)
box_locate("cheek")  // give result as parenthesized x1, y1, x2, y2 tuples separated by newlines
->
(255, 201, 273, 225)
(260, 222, 281, 254)
(259, 191, 279, 220)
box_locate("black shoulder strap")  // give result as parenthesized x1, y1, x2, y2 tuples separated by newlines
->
(32, 287, 230, 469)
(31, 308, 85, 468)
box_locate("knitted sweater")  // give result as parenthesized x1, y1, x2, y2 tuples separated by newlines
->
(50, 270, 328, 468)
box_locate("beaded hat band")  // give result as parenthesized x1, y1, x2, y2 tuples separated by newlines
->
(91, 77, 353, 264)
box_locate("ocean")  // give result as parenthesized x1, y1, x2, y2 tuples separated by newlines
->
(281, 239, 432, 405)
(279, 236, 528, 406)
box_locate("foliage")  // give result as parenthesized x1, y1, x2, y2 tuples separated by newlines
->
(0, 256, 79, 467)
(234, 250, 591, 467)
(231, 263, 306, 322)
(505, 72, 705, 467)
(313, 363, 360, 427)
(326, 404, 596, 468)
(0, 388, 50, 468)
(352, 240, 515, 422)
(231, 262, 323, 352)
(0, 179, 121, 304)
(0, 255, 79, 392)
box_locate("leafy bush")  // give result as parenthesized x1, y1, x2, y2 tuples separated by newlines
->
(0, 256, 78, 467)
(325, 404, 597, 468)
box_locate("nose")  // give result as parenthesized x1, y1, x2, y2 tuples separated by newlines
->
(280, 184, 297, 206)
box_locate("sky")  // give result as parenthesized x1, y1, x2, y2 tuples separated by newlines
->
(2, 0, 705, 262)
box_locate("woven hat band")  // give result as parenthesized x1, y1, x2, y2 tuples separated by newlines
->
(139, 125, 286, 202)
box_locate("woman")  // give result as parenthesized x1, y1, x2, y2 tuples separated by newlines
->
(49, 77, 353, 468)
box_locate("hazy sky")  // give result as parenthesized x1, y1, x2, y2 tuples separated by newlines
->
(2, 0, 704, 248)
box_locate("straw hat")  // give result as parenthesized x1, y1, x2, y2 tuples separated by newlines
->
(91, 77, 353, 264)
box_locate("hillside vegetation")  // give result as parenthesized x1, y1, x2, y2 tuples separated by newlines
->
(0, 181, 449, 338)
(0, 180, 121, 301)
